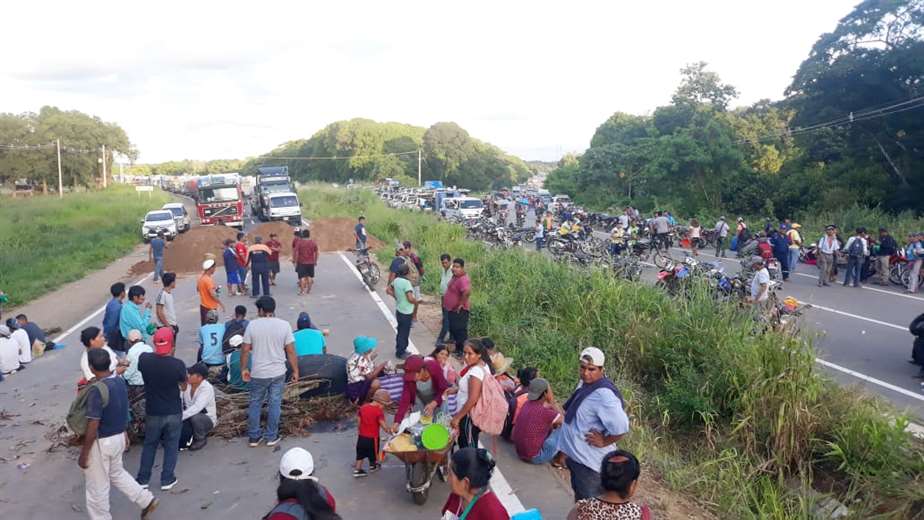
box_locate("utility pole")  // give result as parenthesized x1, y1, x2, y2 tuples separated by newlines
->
(56, 139, 63, 199)
(101, 144, 108, 188)
(417, 148, 422, 187)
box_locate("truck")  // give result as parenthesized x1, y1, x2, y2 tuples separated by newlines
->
(252, 166, 294, 220)
(196, 174, 245, 229)
(263, 191, 303, 225)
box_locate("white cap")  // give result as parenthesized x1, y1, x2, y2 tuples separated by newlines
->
(127, 329, 143, 342)
(202, 259, 216, 270)
(279, 447, 316, 481)
(229, 334, 244, 347)
(580, 347, 605, 367)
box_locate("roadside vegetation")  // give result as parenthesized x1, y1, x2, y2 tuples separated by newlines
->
(0, 185, 169, 306)
(302, 184, 924, 519)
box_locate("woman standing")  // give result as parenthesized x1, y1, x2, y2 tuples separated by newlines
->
(689, 218, 701, 257)
(386, 263, 419, 359)
(449, 338, 492, 449)
(263, 447, 340, 520)
(441, 448, 510, 520)
(567, 450, 651, 520)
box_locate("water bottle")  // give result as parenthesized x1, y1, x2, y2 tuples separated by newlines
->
(215, 285, 223, 297)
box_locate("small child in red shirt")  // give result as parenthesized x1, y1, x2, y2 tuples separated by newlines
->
(354, 389, 393, 477)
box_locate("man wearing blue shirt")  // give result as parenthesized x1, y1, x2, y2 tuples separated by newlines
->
(120, 286, 153, 345)
(102, 283, 126, 352)
(198, 310, 226, 366)
(559, 347, 629, 501)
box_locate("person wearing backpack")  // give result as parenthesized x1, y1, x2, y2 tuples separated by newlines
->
(559, 347, 629, 501)
(449, 339, 494, 449)
(843, 227, 869, 288)
(77, 348, 159, 520)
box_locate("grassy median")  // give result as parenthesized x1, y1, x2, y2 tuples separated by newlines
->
(0, 185, 170, 307)
(302, 184, 924, 519)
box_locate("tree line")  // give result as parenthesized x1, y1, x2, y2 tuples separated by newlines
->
(547, 0, 924, 218)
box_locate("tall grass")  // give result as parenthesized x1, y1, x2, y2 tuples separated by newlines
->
(0, 186, 170, 306)
(301, 184, 924, 518)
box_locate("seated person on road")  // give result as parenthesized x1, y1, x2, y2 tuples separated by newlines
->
(395, 355, 450, 423)
(6, 318, 32, 366)
(180, 362, 217, 451)
(512, 378, 565, 465)
(198, 310, 226, 375)
(79, 326, 124, 383)
(345, 336, 387, 404)
(222, 305, 249, 354)
(15, 313, 52, 358)
(224, 335, 251, 391)
(293, 311, 328, 356)
(264, 447, 339, 520)
(0, 325, 21, 375)
(123, 329, 153, 395)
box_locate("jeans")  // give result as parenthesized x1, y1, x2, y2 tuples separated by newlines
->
(844, 256, 861, 286)
(530, 427, 563, 465)
(137, 413, 182, 486)
(396, 311, 413, 357)
(238, 268, 248, 286)
(715, 236, 726, 257)
(251, 268, 270, 297)
(180, 413, 214, 447)
(448, 309, 470, 352)
(775, 252, 790, 280)
(248, 375, 285, 441)
(153, 258, 164, 284)
(535, 236, 544, 251)
(85, 433, 153, 520)
(788, 248, 800, 276)
(437, 306, 450, 343)
(566, 457, 601, 501)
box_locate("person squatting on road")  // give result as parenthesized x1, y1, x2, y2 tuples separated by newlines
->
(179, 362, 217, 451)
(345, 335, 387, 404)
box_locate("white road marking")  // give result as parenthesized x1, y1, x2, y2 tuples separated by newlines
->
(52, 273, 154, 343)
(814, 358, 924, 402)
(336, 252, 418, 356)
(802, 302, 906, 331)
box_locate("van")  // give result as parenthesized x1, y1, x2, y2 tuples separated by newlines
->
(442, 197, 484, 220)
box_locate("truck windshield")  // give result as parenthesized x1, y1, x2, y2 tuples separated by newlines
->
(460, 200, 483, 209)
(199, 187, 239, 202)
(270, 196, 299, 208)
(262, 182, 290, 193)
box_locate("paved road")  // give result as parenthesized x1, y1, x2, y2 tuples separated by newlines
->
(0, 202, 574, 518)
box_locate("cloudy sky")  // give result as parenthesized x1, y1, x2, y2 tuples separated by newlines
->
(1, 1, 857, 163)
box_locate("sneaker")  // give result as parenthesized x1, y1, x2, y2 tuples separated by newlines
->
(353, 469, 368, 478)
(141, 497, 159, 519)
(266, 436, 283, 447)
(248, 437, 263, 447)
(369, 463, 381, 473)
(160, 478, 178, 491)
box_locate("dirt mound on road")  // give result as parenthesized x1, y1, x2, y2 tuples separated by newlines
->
(308, 217, 384, 252)
(130, 226, 237, 275)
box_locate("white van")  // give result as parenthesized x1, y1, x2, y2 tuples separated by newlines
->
(551, 194, 572, 210)
(442, 197, 484, 220)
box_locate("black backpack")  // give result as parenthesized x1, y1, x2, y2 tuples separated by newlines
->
(847, 237, 864, 257)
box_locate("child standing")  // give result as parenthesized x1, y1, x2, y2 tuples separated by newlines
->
(354, 389, 393, 478)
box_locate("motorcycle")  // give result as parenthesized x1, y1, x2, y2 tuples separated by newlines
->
(354, 248, 381, 290)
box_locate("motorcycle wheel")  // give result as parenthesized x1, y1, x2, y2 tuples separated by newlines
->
(890, 265, 905, 286)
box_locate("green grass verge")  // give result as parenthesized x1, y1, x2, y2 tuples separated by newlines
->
(302, 184, 924, 518)
(0, 186, 170, 307)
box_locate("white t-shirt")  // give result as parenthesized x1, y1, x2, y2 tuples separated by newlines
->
(751, 268, 771, 302)
(0, 337, 21, 373)
(11, 329, 31, 364)
(80, 345, 119, 381)
(243, 317, 295, 379)
(156, 290, 177, 327)
(457, 364, 486, 409)
(690, 226, 701, 239)
(617, 214, 629, 229)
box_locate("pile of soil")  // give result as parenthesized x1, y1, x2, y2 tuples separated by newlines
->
(307, 217, 384, 252)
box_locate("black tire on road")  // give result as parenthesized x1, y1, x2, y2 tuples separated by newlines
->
(409, 462, 429, 505)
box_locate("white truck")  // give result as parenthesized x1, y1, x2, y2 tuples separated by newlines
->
(442, 196, 484, 220)
(263, 191, 302, 225)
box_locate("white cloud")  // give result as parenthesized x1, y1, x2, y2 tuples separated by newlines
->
(0, 0, 856, 162)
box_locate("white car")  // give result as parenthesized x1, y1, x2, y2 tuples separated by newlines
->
(141, 210, 178, 242)
(161, 202, 191, 232)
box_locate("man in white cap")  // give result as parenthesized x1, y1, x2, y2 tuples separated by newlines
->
(0, 325, 21, 374)
(197, 259, 224, 326)
(558, 346, 629, 501)
(263, 447, 338, 517)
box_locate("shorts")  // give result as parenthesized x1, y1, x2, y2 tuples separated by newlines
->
(269, 261, 280, 274)
(296, 263, 316, 279)
(356, 435, 378, 464)
(226, 270, 241, 285)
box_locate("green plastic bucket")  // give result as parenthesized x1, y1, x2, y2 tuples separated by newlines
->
(420, 424, 450, 451)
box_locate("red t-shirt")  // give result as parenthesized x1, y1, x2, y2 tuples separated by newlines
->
(234, 242, 248, 266)
(443, 273, 471, 311)
(442, 492, 510, 520)
(266, 239, 282, 262)
(358, 403, 384, 439)
(511, 400, 560, 460)
(293, 239, 319, 265)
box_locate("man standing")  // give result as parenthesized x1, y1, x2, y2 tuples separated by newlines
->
(386, 263, 419, 359)
(79, 348, 159, 520)
(748, 256, 771, 306)
(234, 232, 249, 292)
(292, 229, 319, 296)
(437, 254, 453, 346)
(197, 259, 223, 326)
(136, 327, 187, 491)
(266, 233, 282, 287)
(843, 227, 869, 288)
(354, 216, 368, 251)
(906, 232, 924, 294)
(816, 226, 841, 287)
(248, 236, 272, 298)
(155, 272, 178, 335)
(149, 231, 166, 286)
(222, 238, 243, 296)
(769, 229, 790, 281)
(559, 347, 629, 501)
(714, 216, 730, 257)
(119, 286, 153, 345)
(786, 223, 803, 277)
(535, 219, 545, 251)
(388, 244, 420, 292)
(102, 283, 126, 353)
(443, 258, 471, 357)
(875, 228, 898, 286)
(651, 211, 671, 251)
(241, 296, 298, 447)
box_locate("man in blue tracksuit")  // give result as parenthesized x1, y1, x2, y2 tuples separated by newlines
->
(770, 229, 790, 280)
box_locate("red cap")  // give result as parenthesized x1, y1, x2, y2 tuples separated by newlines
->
(153, 327, 174, 355)
(402, 355, 424, 381)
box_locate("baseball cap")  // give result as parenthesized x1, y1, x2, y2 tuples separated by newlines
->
(126, 329, 143, 342)
(580, 347, 605, 367)
(229, 334, 244, 347)
(202, 259, 216, 270)
(402, 355, 425, 381)
(527, 378, 550, 401)
(0, 325, 9, 337)
(153, 327, 174, 355)
(279, 447, 317, 481)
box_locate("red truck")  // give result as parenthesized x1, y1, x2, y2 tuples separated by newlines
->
(196, 175, 244, 229)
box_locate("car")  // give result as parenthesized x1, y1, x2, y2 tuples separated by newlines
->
(141, 210, 178, 243)
(161, 202, 191, 232)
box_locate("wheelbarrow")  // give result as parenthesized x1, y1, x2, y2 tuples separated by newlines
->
(384, 432, 454, 505)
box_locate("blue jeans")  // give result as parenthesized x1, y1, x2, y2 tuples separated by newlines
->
(248, 375, 285, 441)
(238, 268, 248, 285)
(845, 256, 861, 286)
(153, 258, 164, 284)
(137, 413, 182, 486)
(566, 457, 601, 501)
(530, 427, 563, 464)
(788, 248, 800, 275)
(438, 306, 450, 343)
